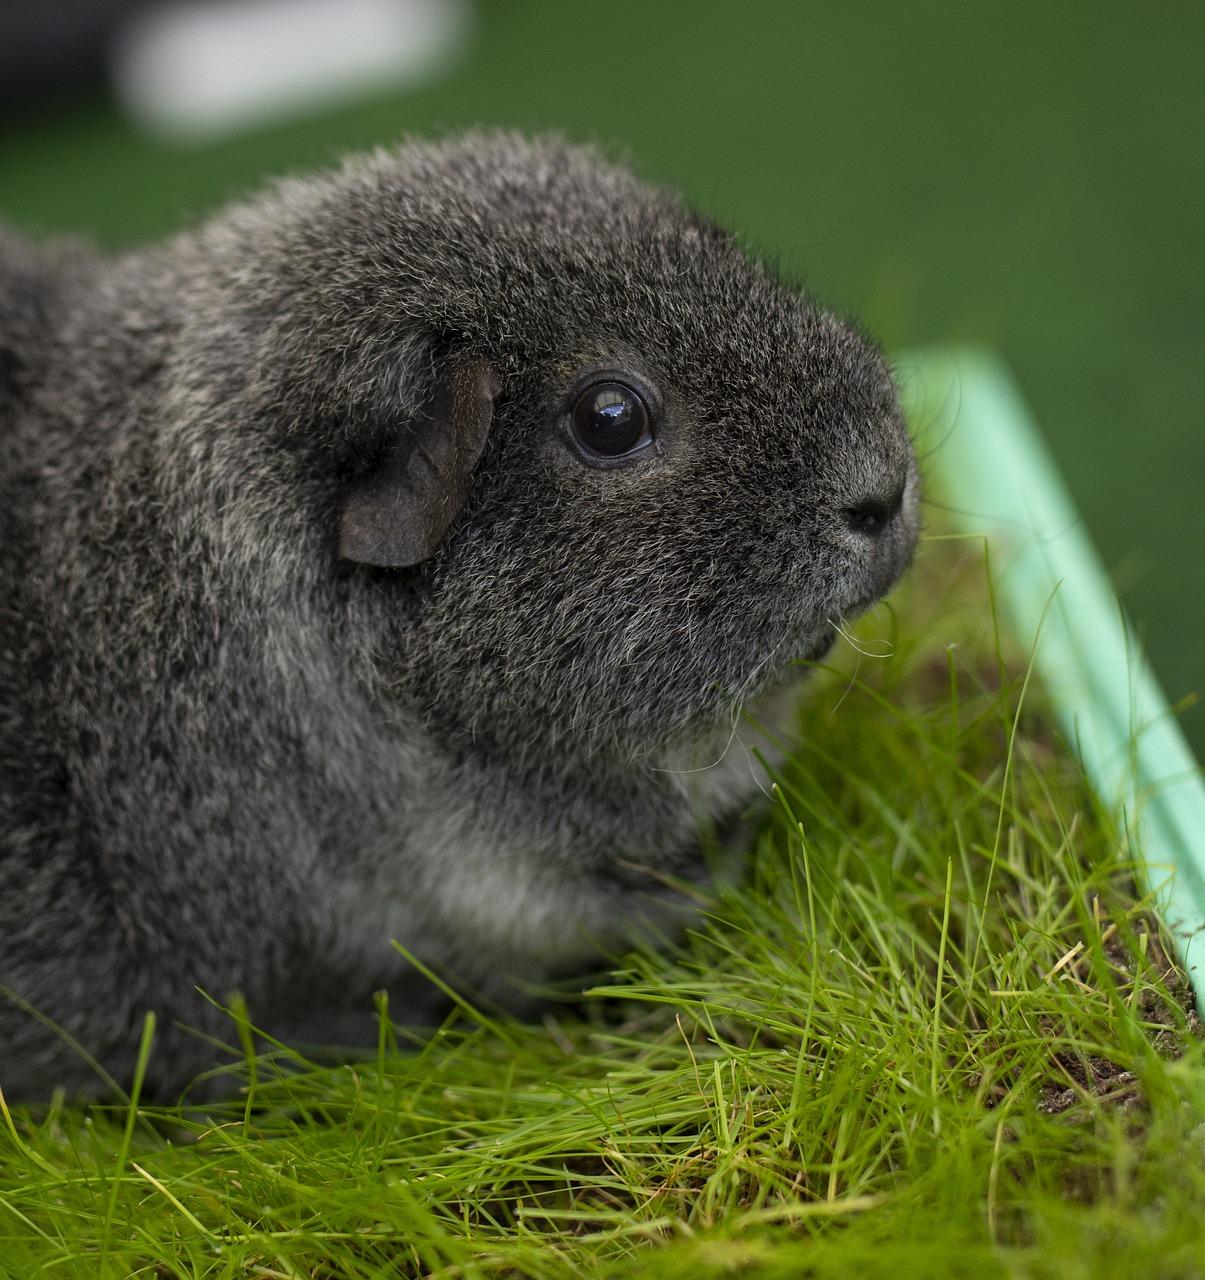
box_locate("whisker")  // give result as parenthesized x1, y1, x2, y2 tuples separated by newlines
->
(827, 616, 894, 659)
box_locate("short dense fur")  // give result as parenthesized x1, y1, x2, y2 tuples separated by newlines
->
(0, 134, 917, 1097)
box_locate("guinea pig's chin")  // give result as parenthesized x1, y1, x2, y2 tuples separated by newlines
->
(798, 629, 839, 665)
(769, 625, 838, 677)
(760, 629, 836, 700)
(701, 627, 835, 731)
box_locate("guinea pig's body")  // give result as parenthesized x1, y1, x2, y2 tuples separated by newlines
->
(0, 135, 917, 1097)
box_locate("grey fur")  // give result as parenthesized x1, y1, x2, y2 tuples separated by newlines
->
(0, 133, 917, 1098)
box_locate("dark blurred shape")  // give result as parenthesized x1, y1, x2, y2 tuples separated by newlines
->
(0, 0, 146, 106)
(1, 0, 470, 139)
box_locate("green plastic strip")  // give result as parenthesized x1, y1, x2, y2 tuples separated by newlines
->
(900, 347, 1205, 1002)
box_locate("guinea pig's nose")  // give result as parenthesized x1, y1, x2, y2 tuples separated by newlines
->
(841, 479, 906, 538)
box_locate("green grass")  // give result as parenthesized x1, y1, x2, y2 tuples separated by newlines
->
(1, 539, 1201, 1279)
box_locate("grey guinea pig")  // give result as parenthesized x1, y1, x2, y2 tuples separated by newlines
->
(0, 133, 918, 1099)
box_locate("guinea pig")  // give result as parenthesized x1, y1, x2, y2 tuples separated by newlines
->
(0, 133, 918, 1098)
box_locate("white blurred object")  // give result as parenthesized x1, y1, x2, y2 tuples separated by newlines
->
(112, 0, 472, 141)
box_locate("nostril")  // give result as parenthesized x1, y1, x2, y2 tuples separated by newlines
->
(842, 500, 890, 536)
(842, 481, 906, 537)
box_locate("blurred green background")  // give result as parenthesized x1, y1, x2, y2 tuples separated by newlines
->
(2, 1, 1202, 755)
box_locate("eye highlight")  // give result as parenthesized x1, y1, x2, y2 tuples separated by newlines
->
(570, 380, 653, 461)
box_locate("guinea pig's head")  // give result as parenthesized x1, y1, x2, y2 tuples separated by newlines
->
(201, 135, 918, 759)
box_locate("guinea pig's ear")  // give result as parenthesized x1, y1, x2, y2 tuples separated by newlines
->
(338, 357, 501, 568)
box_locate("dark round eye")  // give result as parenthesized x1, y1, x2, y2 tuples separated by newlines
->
(570, 381, 652, 459)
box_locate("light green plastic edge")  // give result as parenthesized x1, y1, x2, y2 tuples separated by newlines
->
(899, 347, 1205, 1003)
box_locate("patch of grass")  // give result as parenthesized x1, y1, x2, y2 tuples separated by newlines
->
(1, 539, 1201, 1279)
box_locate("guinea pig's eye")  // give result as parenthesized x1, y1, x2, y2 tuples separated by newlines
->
(570, 381, 653, 460)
